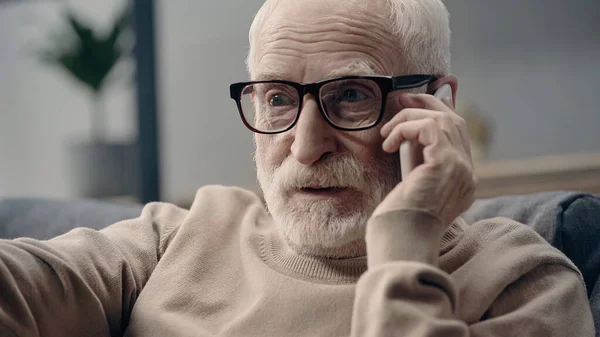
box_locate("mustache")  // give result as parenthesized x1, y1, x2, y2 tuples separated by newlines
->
(273, 153, 368, 191)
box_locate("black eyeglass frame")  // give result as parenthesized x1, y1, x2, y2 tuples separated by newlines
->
(229, 74, 438, 134)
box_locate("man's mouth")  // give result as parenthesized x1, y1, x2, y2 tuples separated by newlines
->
(297, 186, 347, 197)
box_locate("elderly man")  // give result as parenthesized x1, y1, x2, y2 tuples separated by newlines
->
(0, 0, 595, 336)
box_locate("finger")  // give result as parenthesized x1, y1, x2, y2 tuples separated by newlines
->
(399, 93, 454, 113)
(445, 111, 472, 160)
(418, 149, 473, 208)
(457, 121, 473, 160)
(381, 118, 449, 153)
(382, 108, 463, 149)
(381, 108, 441, 137)
(381, 94, 459, 137)
(441, 97, 454, 109)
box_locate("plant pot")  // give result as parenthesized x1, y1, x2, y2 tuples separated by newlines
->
(67, 141, 139, 199)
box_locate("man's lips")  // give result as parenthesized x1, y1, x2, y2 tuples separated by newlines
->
(305, 185, 338, 189)
(296, 186, 348, 197)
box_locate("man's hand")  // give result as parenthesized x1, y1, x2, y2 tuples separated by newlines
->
(373, 93, 477, 227)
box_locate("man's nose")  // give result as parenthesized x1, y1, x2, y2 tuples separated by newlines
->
(290, 95, 337, 166)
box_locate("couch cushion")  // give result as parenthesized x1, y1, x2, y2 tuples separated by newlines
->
(462, 191, 587, 243)
(0, 198, 143, 240)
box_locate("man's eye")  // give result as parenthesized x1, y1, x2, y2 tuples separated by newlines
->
(338, 89, 368, 103)
(269, 94, 294, 107)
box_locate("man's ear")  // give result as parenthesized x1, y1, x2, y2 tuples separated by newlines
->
(428, 74, 458, 108)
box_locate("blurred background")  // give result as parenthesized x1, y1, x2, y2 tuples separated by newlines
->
(1, 0, 599, 206)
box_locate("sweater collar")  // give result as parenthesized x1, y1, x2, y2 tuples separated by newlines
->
(255, 217, 466, 284)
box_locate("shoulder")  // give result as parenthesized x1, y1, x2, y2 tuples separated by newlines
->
(444, 216, 583, 288)
(135, 185, 264, 252)
(446, 217, 593, 331)
(180, 185, 266, 236)
(442, 217, 586, 323)
(139, 201, 189, 223)
(189, 185, 264, 214)
(464, 217, 567, 255)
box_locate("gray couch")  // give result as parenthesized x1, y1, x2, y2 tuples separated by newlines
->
(0, 198, 142, 240)
(0, 191, 599, 334)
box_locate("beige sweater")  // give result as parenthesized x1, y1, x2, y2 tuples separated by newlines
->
(0, 186, 594, 337)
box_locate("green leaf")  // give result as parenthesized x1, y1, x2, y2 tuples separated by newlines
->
(34, 3, 132, 93)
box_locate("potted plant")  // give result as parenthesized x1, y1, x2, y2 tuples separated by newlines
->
(37, 4, 139, 199)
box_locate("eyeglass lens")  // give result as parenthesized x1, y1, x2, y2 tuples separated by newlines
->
(239, 78, 383, 132)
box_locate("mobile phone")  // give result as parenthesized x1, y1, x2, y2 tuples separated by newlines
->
(399, 84, 453, 180)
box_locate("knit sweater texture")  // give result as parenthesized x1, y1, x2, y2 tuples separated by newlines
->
(0, 185, 594, 336)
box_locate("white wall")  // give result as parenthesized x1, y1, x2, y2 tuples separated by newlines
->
(156, 0, 262, 203)
(445, 0, 600, 160)
(0, 1, 136, 198)
(1, 0, 598, 202)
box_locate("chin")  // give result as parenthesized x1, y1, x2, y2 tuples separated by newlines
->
(270, 195, 371, 254)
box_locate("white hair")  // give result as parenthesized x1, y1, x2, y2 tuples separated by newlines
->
(386, 0, 451, 74)
(247, 0, 451, 76)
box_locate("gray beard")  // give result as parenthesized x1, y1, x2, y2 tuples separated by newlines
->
(256, 153, 400, 258)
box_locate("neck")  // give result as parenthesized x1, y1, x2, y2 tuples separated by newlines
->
(255, 216, 467, 283)
(283, 236, 367, 259)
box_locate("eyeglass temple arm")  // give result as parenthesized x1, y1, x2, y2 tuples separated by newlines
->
(391, 75, 437, 90)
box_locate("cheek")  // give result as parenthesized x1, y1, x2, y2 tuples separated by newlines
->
(255, 135, 290, 167)
(341, 129, 387, 163)
(349, 98, 401, 162)
(383, 96, 402, 123)
(353, 144, 388, 165)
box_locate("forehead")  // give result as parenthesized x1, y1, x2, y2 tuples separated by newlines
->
(250, 0, 403, 82)
(253, 60, 379, 82)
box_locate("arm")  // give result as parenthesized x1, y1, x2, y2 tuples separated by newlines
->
(0, 202, 187, 337)
(350, 210, 595, 337)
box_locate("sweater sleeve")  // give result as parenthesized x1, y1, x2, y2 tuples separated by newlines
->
(350, 210, 595, 337)
(0, 202, 187, 337)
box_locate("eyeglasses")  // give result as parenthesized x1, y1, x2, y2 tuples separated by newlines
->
(229, 74, 437, 134)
